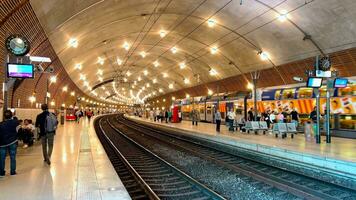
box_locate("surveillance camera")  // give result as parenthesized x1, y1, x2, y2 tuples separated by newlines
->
(35, 64, 44, 73)
(293, 76, 303, 82)
(46, 66, 54, 73)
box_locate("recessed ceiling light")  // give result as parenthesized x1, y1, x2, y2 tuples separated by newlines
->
(207, 19, 216, 27)
(79, 74, 86, 80)
(143, 70, 148, 76)
(169, 83, 173, 89)
(97, 69, 103, 75)
(171, 46, 178, 54)
(179, 62, 186, 69)
(140, 51, 146, 58)
(159, 88, 163, 93)
(152, 78, 157, 83)
(209, 68, 217, 76)
(62, 86, 68, 92)
(126, 71, 131, 77)
(210, 46, 218, 54)
(259, 51, 269, 60)
(162, 72, 168, 78)
(153, 60, 159, 67)
(123, 41, 130, 50)
(277, 10, 288, 22)
(97, 57, 104, 65)
(98, 77, 103, 82)
(68, 38, 78, 48)
(184, 78, 190, 84)
(208, 89, 213, 95)
(117, 58, 122, 65)
(159, 30, 167, 38)
(138, 76, 142, 81)
(75, 63, 82, 70)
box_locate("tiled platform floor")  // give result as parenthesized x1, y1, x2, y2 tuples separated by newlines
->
(0, 116, 130, 200)
(128, 116, 356, 163)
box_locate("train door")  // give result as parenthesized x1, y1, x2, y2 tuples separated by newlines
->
(206, 103, 214, 122)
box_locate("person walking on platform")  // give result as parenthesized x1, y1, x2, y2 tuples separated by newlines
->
(168, 110, 172, 122)
(227, 108, 236, 131)
(248, 108, 254, 121)
(87, 109, 93, 121)
(290, 108, 299, 128)
(36, 104, 58, 165)
(0, 110, 19, 177)
(215, 109, 222, 132)
(178, 110, 182, 122)
(75, 110, 81, 124)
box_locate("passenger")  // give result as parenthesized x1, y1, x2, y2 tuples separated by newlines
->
(165, 110, 169, 123)
(238, 116, 246, 132)
(191, 109, 199, 126)
(75, 110, 81, 123)
(247, 108, 254, 121)
(155, 109, 160, 122)
(149, 110, 154, 121)
(16, 120, 24, 142)
(227, 108, 235, 131)
(168, 110, 172, 122)
(290, 108, 299, 128)
(35, 104, 58, 165)
(264, 111, 271, 128)
(309, 107, 317, 123)
(0, 110, 20, 176)
(153, 109, 157, 122)
(215, 109, 222, 132)
(22, 119, 35, 148)
(87, 109, 93, 121)
(178, 110, 182, 122)
(277, 112, 284, 123)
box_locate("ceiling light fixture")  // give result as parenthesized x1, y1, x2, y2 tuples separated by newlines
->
(75, 63, 82, 70)
(171, 46, 178, 54)
(169, 83, 173, 89)
(210, 46, 218, 54)
(117, 58, 122, 65)
(50, 76, 57, 83)
(184, 78, 190, 84)
(209, 68, 217, 76)
(62, 86, 68, 92)
(143, 70, 148, 76)
(123, 41, 130, 50)
(97, 69, 103, 75)
(277, 10, 288, 22)
(140, 51, 146, 58)
(258, 51, 269, 61)
(126, 71, 131, 77)
(159, 30, 167, 38)
(179, 62, 186, 69)
(152, 78, 157, 83)
(138, 76, 142, 81)
(162, 73, 168, 78)
(97, 57, 104, 65)
(208, 89, 213, 95)
(153, 60, 159, 67)
(68, 38, 78, 48)
(207, 19, 216, 27)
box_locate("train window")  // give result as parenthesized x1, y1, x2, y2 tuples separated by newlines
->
(298, 88, 313, 98)
(281, 89, 295, 99)
(275, 90, 281, 100)
(338, 84, 356, 96)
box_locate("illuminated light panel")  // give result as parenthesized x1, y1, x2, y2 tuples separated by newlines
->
(98, 77, 103, 82)
(143, 70, 148, 76)
(208, 89, 213, 95)
(168, 83, 173, 89)
(210, 46, 218, 54)
(259, 51, 269, 61)
(159, 88, 163, 93)
(207, 18, 216, 27)
(152, 78, 157, 83)
(126, 71, 131, 77)
(97, 57, 104, 65)
(162, 73, 168, 78)
(159, 30, 167, 38)
(68, 38, 78, 48)
(140, 51, 146, 58)
(50, 76, 57, 83)
(184, 78, 190, 84)
(171, 46, 178, 54)
(172, 96, 175, 100)
(117, 58, 123, 65)
(123, 78, 127, 82)
(62, 86, 68, 92)
(146, 83, 150, 87)
(75, 63, 82, 70)
(153, 60, 159, 67)
(209, 68, 218, 76)
(122, 41, 130, 50)
(97, 69, 103, 75)
(277, 10, 288, 22)
(179, 62, 186, 69)
(29, 95, 36, 103)
(186, 94, 190, 98)
(138, 76, 142, 81)
(247, 82, 254, 90)
(70, 91, 75, 96)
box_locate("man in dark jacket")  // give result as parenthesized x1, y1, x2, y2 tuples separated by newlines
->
(0, 110, 19, 176)
(35, 104, 56, 165)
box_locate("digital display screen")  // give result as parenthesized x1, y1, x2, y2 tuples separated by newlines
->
(307, 77, 322, 88)
(7, 63, 34, 78)
(334, 78, 348, 88)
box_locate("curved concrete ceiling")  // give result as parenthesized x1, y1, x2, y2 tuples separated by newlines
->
(29, 0, 356, 104)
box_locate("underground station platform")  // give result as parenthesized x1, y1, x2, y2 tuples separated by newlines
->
(1, 0, 356, 199)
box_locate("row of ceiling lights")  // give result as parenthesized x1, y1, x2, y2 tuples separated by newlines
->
(67, 10, 290, 104)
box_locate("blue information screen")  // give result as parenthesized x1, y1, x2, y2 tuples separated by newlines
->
(334, 78, 348, 88)
(7, 63, 34, 78)
(307, 77, 322, 88)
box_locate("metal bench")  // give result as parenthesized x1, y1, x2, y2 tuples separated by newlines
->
(246, 121, 268, 134)
(273, 123, 295, 139)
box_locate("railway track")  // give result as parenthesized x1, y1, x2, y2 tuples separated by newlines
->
(94, 116, 226, 200)
(109, 114, 356, 200)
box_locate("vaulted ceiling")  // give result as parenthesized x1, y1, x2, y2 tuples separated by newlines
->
(29, 0, 356, 104)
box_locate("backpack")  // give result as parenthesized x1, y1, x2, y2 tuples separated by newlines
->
(45, 113, 58, 133)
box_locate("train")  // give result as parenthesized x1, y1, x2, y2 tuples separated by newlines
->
(173, 79, 356, 133)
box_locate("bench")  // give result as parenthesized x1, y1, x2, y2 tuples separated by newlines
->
(245, 121, 269, 134)
(273, 123, 296, 138)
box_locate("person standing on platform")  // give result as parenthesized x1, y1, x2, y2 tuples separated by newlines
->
(168, 110, 172, 122)
(155, 109, 160, 122)
(215, 109, 222, 132)
(290, 108, 299, 128)
(227, 108, 236, 131)
(248, 108, 254, 121)
(87, 109, 93, 121)
(165, 110, 169, 123)
(178, 110, 182, 122)
(0, 110, 19, 176)
(191, 109, 199, 126)
(75, 110, 81, 124)
(149, 110, 154, 121)
(35, 104, 58, 165)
